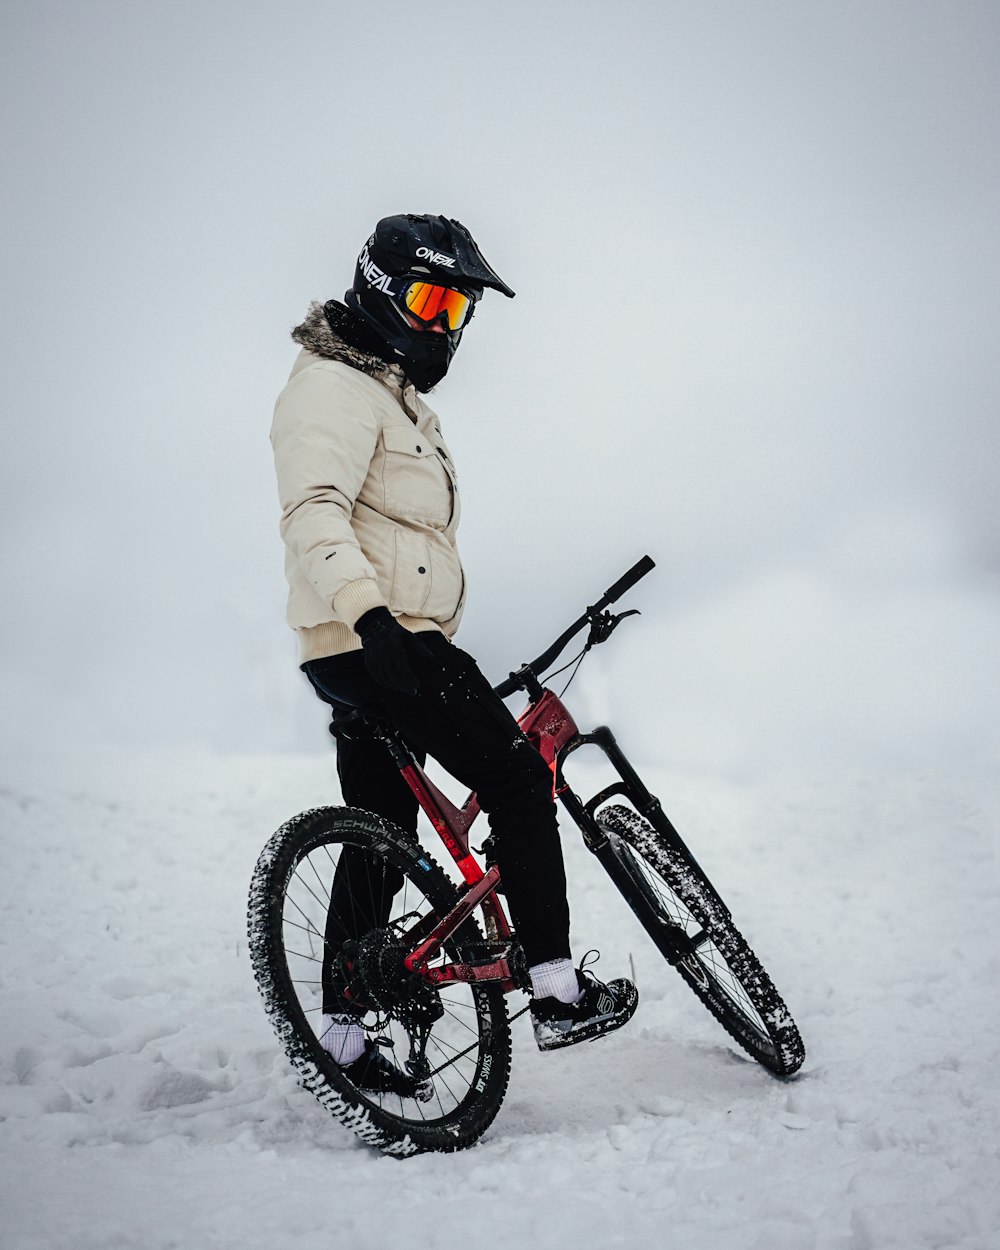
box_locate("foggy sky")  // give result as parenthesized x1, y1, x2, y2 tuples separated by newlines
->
(2, 1, 998, 777)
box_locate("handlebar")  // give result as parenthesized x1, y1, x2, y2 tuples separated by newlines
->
(493, 555, 655, 699)
(599, 554, 656, 605)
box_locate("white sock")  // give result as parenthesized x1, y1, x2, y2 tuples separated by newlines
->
(319, 1013, 366, 1065)
(529, 958, 584, 1004)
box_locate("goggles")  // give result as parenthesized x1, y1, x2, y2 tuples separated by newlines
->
(401, 280, 475, 331)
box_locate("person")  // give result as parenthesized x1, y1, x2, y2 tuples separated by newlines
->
(271, 214, 637, 1095)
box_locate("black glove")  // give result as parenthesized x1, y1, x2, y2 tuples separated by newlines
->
(355, 608, 430, 695)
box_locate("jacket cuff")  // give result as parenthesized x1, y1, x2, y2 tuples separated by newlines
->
(332, 578, 389, 631)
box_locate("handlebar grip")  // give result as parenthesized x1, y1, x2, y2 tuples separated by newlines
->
(493, 673, 519, 699)
(599, 555, 656, 607)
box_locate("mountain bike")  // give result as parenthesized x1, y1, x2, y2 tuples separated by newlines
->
(248, 556, 805, 1156)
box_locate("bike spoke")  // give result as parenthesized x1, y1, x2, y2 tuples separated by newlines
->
(290, 866, 332, 919)
(282, 912, 326, 943)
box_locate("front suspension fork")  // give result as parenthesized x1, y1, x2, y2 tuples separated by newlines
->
(557, 724, 719, 901)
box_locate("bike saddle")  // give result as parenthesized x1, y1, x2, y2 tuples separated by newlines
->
(326, 702, 398, 741)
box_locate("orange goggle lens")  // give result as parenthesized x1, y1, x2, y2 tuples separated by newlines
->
(403, 281, 473, 330)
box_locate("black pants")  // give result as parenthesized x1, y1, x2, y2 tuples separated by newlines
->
(303, 634, 571, 1007)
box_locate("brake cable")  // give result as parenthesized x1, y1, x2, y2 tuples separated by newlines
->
(540, 608, 641, 698)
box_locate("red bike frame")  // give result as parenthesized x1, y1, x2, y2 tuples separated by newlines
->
(399, 687, 580, 993)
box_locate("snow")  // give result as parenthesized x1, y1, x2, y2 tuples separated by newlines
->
(1, 747, 997, 1249)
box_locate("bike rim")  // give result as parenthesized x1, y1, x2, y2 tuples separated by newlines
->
(613, 837, 778, 1058)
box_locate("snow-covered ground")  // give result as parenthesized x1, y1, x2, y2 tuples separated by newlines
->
(1, 747, 997, 1250)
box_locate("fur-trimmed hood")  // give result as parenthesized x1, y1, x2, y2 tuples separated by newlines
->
(291, 301, 408, 395)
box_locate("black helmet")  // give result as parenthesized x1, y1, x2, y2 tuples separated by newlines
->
(345, 214, 515, 392)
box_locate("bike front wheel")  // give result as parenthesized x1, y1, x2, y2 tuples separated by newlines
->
(248, 806, 512, 1155)
(596, 804, 805, 1076)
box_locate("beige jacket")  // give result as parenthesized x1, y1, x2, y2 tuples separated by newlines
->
(271, 304, 466, 664)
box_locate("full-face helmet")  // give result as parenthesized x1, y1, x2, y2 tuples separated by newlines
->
(345, 214, 515, 391)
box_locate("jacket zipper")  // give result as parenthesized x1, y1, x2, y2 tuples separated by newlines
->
(435, 448, 456, 528)
(448, 567, 466, 625)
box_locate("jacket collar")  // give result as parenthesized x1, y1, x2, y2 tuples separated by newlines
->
(291, 301, 408, 398)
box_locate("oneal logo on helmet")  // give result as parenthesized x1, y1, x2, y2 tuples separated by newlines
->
(358, 244, 395, 293)
(415, 246, 456, 268)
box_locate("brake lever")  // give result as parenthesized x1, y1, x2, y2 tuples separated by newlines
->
(587, 608, 641, 646)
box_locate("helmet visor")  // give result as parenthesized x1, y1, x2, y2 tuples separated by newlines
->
(402, 281, 474, 331)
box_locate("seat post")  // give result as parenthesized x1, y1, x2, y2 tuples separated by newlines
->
(374, 723, 417, 770)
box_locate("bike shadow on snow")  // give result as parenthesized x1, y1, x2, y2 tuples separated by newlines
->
(493, 1005, 783, 1144)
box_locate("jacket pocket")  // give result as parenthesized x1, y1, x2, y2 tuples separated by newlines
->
(390, 529, 433, 616)
(381, 426, 453, 528)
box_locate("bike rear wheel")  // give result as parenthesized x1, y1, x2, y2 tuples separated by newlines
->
(248, 806, 512, 1155)
(595, 804, 805, 1076)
